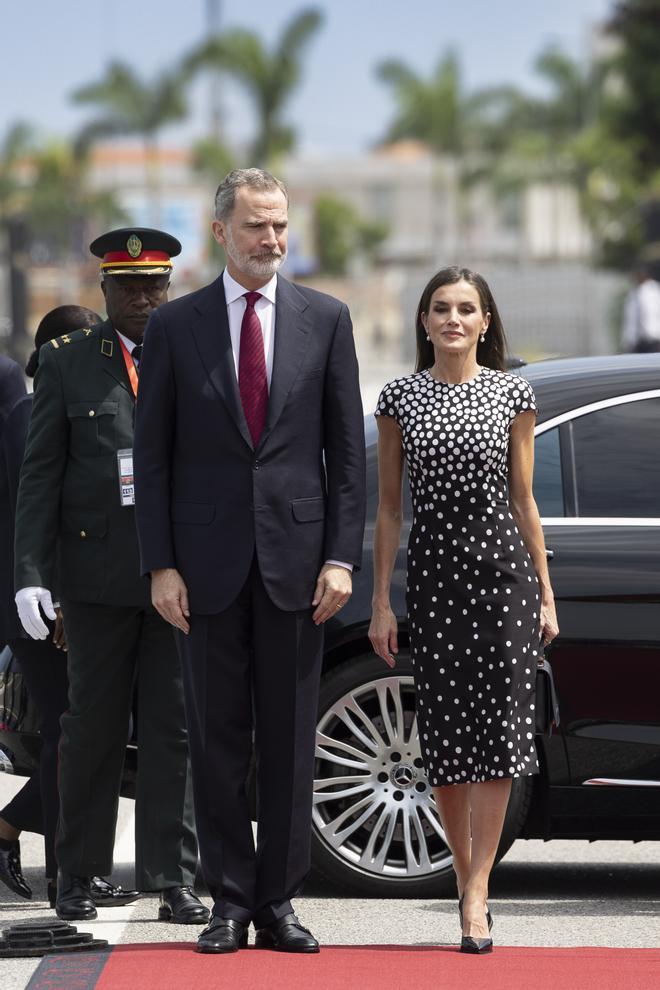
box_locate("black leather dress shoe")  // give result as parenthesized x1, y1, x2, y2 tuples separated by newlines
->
(158, 885, 210, 924)
(255, 913, 319, 953)
(90, 876, 141, 907)
(0, 839, 31, 899)
(48, 875, 141, 908)
(55, 874, 98, 921)
(196, 916, 248, 954)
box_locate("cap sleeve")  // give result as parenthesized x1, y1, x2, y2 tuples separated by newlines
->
(509, 377, 538, 421)
(375, 379, 400, 422)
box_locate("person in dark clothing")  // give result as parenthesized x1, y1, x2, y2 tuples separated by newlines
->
(0, 305, 140, 909)
(14, 232, 205, 926)
(0, 354, 26, 424)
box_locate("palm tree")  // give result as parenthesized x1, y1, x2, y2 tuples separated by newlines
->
(185, 8, 323, 168)
(376, 52, 465, 155)
(71, 62, 189, 223)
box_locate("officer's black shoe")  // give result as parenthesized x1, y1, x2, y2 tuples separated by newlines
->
(254, 913, 320, 953)
(0, 838, 31, 900)
(158, 885, 210, 924)
(90, 876, 141, 907)
(196, 916, 249, 954)
(55, 873, 98, 921)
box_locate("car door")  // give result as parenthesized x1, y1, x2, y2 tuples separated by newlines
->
(534, 391, 660, 835)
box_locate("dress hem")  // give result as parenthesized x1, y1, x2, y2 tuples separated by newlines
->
(427, 767, 539, 787)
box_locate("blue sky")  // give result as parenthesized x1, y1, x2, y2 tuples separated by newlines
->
(1, 0, 614, 155)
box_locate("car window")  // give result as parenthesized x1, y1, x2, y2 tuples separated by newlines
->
(572, 397, 660, 518)
(533, 428, 564, 517)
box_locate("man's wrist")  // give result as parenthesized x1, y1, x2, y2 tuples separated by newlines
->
(325, 559, 353, 572)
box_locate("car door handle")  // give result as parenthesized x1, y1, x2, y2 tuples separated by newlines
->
(545, 548, 555, 560)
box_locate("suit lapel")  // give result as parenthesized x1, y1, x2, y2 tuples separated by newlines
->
(259, 277, 311, 449)
(190, 276, 254, 450)
(100, 321, 132, 397)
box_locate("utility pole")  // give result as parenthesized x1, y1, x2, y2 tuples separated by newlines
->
(206, 0, 223, 141)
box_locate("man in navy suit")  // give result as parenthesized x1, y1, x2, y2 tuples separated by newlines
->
(134, 169, 366, 954)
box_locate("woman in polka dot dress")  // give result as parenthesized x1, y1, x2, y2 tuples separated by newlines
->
(369, 267, 559, 954)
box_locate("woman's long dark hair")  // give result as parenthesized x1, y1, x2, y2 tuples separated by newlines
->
(414, 266, 508, 373)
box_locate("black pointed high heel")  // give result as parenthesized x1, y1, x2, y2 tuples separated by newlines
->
(458, 896, 494, 953)
(458, 896, 493, 932)
(461, 934, 493, 954)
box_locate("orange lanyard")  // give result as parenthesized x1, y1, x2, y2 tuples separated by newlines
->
(118, 335, 139, 398)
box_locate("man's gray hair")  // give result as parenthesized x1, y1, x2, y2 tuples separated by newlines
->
(214, 168, 288, 222)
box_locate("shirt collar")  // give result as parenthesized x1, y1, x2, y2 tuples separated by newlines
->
(223, 268, 277, 305)
(114, 329, 140, 354)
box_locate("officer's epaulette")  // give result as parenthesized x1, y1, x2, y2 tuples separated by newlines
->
(49, 326, 97, 350)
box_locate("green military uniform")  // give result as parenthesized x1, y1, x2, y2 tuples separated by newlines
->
(14, 321, 197, 889)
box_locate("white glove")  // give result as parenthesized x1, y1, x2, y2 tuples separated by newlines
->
(15, 587, 57, 640)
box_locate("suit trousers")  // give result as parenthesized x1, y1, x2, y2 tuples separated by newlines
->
(56, 600, 197, 890)
(177, 558, 323, 928)
(1, 635, 69, 878)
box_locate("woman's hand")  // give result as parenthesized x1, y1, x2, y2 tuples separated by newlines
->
(369, 603, 399, 668)
(52, 607, 67, 651)
(540, 595, 559, 647)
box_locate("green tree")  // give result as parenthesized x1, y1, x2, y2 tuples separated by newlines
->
(185, 8, 323, 168)
(25, 142, 126, 258)
(0, 122, 35, 218)
(314, 194, 388, 275)
(376, 52, 464, 154)
(71, 62, 189, 221)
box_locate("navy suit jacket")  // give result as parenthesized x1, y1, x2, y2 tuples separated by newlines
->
(133, 274, 366, 614)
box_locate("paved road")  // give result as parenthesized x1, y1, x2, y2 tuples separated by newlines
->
(1, 774, 659, 989)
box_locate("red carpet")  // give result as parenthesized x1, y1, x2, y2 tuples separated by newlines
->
(27, 944, 660, 990)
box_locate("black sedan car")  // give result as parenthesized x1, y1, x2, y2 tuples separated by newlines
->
(2, 353, 659, 896)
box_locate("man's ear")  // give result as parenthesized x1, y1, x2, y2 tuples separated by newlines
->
(211, 219, 226, 247)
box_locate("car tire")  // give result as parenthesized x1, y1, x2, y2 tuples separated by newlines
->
(311, 651, 533, 897)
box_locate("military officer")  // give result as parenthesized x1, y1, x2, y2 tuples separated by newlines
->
(13, 228, 209, 925)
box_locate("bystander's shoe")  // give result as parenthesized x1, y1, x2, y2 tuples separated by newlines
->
(55, 873, 97, 921)
(0, 839, 31, 899)
(48, 875, 141, 909)
(158, 885, 210, 924)
(196, 916, 249, 953)
(255, 913, 320, 953)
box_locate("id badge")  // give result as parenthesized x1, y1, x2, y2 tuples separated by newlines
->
(117, 448, 135, 506)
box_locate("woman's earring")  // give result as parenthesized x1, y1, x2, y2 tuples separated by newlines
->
(480, 332, 486, 344)
(426, 334, 431, 342)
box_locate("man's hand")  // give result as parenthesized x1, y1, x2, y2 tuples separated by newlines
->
(312, 563, 352, 625)
(53, 607, 67, 651)
(15, 587, 57, 640)
(151, 568, 190, 634)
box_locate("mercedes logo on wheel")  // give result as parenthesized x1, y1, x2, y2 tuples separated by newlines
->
(391, 764, 415, 789)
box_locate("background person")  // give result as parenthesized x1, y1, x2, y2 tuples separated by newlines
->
(0, 354, 27, 424)
(133, 168, 366, 954)
(621, 263, 660, 353)
(369, 266, 559, 955)
(13, 231, 206, 926)
(0, 305, 140, 908)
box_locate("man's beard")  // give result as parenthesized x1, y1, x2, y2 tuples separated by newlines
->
(224, 225, 286, 279)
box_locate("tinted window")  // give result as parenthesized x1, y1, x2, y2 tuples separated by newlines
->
(533, 428, 564, 516)
(572, 397, 660, 517)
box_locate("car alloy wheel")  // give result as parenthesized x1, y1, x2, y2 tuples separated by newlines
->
(313, 667, 453, 885)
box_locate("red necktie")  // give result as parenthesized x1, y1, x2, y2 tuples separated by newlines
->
(238, 291, 268, 446)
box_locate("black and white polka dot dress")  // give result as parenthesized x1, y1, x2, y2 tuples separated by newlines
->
(376, 368, 540, 786)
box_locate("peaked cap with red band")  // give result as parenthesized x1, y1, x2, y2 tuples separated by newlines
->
(89, 227, 182, 276)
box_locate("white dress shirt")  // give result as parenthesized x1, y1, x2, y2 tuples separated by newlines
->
(221, 269, 352, 574)
(622, 278, 660, 349)
(115, 329, 141, 366)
